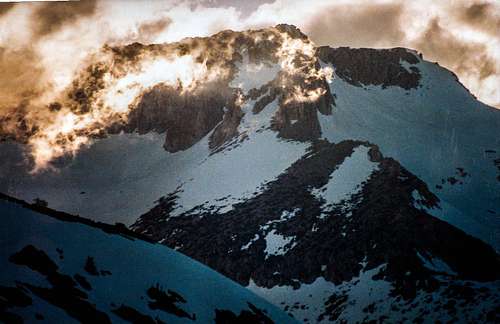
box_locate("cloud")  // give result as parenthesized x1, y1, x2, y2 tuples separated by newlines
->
(200, 0, 274, 18)
(413, 18, 496, 80)
(456, 2, 500, 36)
(0, 0, 497, 170)
(138, 18, 172, 39)
(0, 3, 14, 17)
(0, 0, 498, 120)
(304, 3, 405, 48)
(31, 0, 97, 37)
(284, 0, 499, 107)
(0, 46, 44, 107)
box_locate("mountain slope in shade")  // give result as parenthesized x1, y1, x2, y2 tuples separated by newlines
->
(134, 140, 500, 323)
(0, 194, 296, 323)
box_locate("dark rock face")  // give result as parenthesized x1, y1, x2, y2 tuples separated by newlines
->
(133, 139, 500, 320)
(117, 25, 335, 151)
(146, 284, 195, 320)
(317, 46, 422, 90)
(84, 256, 99, 276)
(272, 78, 333, 142)
(125, 83, 232, 153)
(112, 304, 165, 324)
(215, 302, 275, 324)
(244, 74, 334, 143)
(0, 284, 32, 323)
(494, 158, 500, 181)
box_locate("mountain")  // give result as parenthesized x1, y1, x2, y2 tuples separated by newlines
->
(0, 24, 499, 322)
(0, 193, 295, 323)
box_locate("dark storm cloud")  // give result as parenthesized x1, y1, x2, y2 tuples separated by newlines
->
(32, 0, 97, 37)
(414, 18, 497, 81)
(0, 46, 45, 118)
(304, 3, 405, 47)
(138, 18, 172, 39)
(0, 3, 15, 17)
(457, 1, 500, 36)
(0, 0, 99, 114)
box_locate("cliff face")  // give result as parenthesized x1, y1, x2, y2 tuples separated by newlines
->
(316, 46, 422, 90)
(112, 24, 337, 152)
(124, 83, 230, 152)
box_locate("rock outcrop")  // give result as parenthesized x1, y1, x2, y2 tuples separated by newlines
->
(316, 46, 422, 90)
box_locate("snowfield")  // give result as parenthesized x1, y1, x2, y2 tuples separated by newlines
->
(0, 195, 296, 323)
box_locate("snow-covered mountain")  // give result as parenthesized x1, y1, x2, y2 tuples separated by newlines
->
(134, 139, 500, 323)
(1, 25, 499, 322)
(0, 193, 295, 323)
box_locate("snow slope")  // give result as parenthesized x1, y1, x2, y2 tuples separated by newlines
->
(249, 264, 499, 323)
(0, 194, 295, 323)
(0, 99, 307, 226)
(319, 57, 500, 249)
(168, 98, 308, 217)
(135, 137, 500, 323)
(0, 132, 210, 225)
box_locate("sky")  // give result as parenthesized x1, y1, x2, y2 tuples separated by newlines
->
(0, 0, 498, 111)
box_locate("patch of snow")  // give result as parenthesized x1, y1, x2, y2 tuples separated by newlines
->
(263, 230, 296, 258)
(248, 264, 390, 323)
(412, 189, 429, 209)
(241, 234, 259, 251)
(311, 145, 379, 217)
(416, 252, 458, 276)
(280, 208, 300, 221)
(261, 208, 301, 229)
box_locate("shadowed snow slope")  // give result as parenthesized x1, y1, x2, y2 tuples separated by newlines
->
(0, 194, 295, 323)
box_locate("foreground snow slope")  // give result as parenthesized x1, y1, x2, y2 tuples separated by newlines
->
(0, 194, 295, 323)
